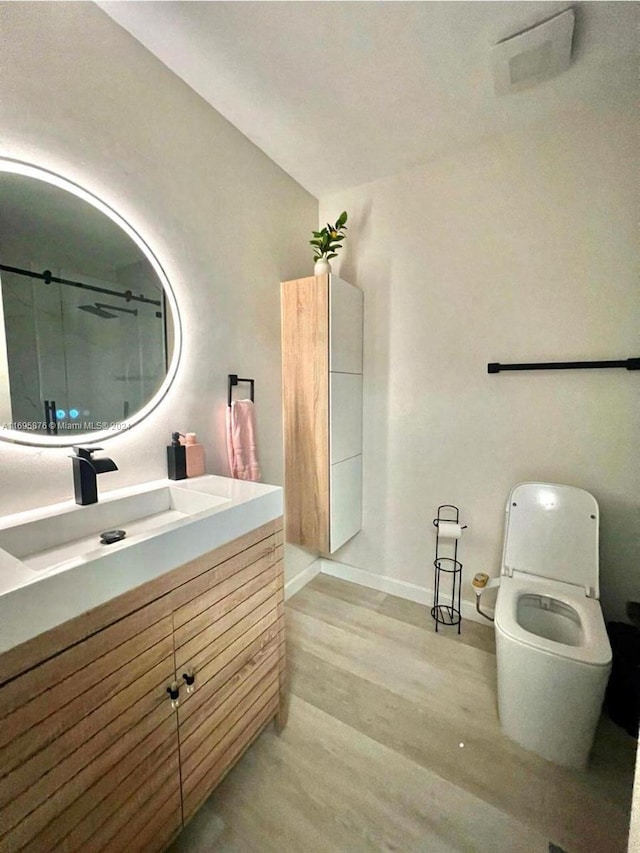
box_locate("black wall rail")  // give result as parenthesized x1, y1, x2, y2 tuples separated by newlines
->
(488, 358, 640, 374)
(228, 374, 255, 407)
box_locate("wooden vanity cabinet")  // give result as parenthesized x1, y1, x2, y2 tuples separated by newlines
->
(0, 518, 285, 853)
(171, 524, 284, 822)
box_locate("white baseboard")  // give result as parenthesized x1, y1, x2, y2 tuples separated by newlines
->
(284, 558, 322, 601)
(319, 558, 495, 626)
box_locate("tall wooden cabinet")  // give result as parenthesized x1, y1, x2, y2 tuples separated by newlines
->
(281, 273, 363, 555)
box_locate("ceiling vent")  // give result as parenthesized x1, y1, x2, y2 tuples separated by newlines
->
(492, 8, 575, 95)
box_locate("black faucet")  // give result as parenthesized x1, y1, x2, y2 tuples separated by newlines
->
(71, 447, 118, 506)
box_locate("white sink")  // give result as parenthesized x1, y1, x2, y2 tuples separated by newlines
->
(0, 475, 283, 655)
(0, 485, 228, 573)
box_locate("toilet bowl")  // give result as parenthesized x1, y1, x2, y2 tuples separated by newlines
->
(494, 482, 612, 769)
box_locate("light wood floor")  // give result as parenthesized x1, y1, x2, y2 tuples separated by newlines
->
(169, 574, 636, 853)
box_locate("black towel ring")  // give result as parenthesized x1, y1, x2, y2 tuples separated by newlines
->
(228, 374, 255, 407)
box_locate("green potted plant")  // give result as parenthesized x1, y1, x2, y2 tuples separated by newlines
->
(310, 211, 348, 275)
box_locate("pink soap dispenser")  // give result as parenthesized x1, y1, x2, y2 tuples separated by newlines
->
(181, 432, 205, 478)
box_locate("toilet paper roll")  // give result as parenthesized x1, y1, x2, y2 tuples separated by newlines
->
(437, 522, 464, 539)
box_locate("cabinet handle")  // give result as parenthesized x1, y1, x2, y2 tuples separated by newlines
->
(167, 681, 180, 710)
(182, 670, 195, 694)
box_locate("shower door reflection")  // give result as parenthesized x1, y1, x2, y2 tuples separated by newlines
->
(0, 265, 167, 436)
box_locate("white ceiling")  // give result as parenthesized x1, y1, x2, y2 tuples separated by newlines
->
(98, 1, 638, 198)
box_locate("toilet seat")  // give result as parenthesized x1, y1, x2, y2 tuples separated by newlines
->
(495, 572, 611, 667)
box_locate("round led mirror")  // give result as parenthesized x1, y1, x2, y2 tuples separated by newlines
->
(0, 159, 182, 446)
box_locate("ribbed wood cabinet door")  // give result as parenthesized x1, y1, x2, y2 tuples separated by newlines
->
(0, 597, 181, 853)
(172, 529, 284, 822)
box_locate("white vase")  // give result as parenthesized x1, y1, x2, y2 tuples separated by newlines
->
(314, 258, 331, 276)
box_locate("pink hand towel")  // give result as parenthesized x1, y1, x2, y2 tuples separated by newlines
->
(226, 400, 261, 481)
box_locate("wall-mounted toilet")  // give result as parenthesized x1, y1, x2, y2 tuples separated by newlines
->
(494, 482, 612, 769)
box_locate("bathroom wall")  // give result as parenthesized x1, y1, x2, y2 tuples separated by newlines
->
(0, 2, 319, 581)
(320, 97, 639, 621)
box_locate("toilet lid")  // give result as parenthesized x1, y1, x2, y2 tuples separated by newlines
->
(502, 483, 600, 597)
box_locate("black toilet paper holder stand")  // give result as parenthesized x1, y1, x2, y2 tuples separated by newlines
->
(431, 505, 467, 634)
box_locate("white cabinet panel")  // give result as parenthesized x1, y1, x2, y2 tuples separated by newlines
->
(330, 372, 363, 465)
(330, 455, 362, 553)
(330, 276, 363, 373)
